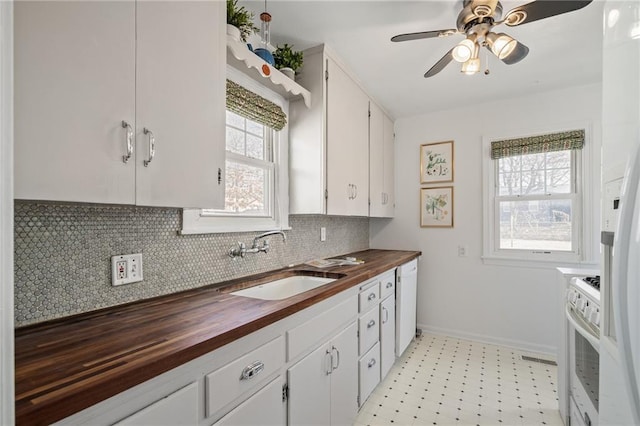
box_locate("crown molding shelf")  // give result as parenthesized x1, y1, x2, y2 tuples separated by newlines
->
(227, 36, 311, 108)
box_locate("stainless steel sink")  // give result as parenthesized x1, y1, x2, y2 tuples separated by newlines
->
(230, 275, 336, 300)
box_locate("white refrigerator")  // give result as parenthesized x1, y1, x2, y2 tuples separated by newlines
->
(599, 1, 640, 424)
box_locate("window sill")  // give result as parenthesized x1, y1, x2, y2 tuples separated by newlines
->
(481, 256, 598, 270)
(181, 209, 290, 235)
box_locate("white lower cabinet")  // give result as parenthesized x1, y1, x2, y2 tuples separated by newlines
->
(213, 376, 285, 426)
(380, 294, 396, 380)
(115, 382, 199, 426)
(288, 322, 359, 426)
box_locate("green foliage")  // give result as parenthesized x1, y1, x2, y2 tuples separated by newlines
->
(226, 0, 258, 42)
(273, 44, 304, 72)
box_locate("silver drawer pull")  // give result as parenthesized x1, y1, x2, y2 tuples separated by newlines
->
(367, 319, 376, 328)
(367, 293, 376, 301)
(386, 282, 393, 289)
(240, 361, 264, 380)
(368, 358, 377, 368)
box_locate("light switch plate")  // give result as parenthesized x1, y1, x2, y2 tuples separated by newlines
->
(111, 253, 143, 286)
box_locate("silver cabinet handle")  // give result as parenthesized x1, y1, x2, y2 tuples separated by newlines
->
(240, 361, 264, 380)
(121, 120, 133, 163)
(386, 281, 393, 289)
(367, 319, 376, 328)
(382, 306, 389, 324)
(331, 346, 340, 370)
(367, 292, 376, 301)
(143, 128, 155, 167)
(325, 349, 333, 375)
(368, 358, 377, 368)
(353, 184, 358, 199)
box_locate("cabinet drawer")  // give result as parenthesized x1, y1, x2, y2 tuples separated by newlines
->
(379, 271, 396, 300)
(359, 282, 380, 314)
(115, 382, 199, 425)
(358, 342, 381, 407)
(206, 336, 285, 417)
(359, 307, 380, 356)
(213, 376, 284, 426)
(287, 295, 357, 361)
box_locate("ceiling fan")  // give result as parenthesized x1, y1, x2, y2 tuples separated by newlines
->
(391, 0, 592, 77)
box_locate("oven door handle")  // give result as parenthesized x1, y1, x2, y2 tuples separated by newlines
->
(565, 305, 600, 352)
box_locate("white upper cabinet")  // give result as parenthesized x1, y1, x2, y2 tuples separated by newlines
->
(290, 45, 370, 216)
(14, 1, 225, 208)
(369, 102, 395, 218)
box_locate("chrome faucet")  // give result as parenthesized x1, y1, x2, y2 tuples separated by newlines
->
(228, 230, 287, 258)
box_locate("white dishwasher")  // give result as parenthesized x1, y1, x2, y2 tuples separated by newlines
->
(396, 259, 418, 356)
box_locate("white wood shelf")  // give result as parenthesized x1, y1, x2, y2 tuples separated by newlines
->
(227, 36, 311, 108)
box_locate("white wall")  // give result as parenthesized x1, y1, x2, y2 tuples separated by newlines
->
(371, 83, 602, 355)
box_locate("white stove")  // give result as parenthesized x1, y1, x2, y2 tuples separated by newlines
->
(566, 275, 601, 426)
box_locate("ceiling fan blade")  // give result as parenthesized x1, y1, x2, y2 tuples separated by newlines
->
(503, 0, 592, 26)
(391, 29, 457, 43)
(486, 40, 530, 65)
(424, 48, 454, 78)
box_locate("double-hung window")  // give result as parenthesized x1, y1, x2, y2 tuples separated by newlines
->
(182, 68, 289, 234)
(483, 129, 586, 264)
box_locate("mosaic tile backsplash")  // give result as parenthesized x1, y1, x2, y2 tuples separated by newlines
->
(14, 202, 370, 326)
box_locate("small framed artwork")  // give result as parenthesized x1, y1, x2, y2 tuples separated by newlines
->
(420, 140, 454, 184)
(420, 186, 454, 228)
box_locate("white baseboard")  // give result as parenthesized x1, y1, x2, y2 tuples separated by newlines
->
(417, 323, 557, 359)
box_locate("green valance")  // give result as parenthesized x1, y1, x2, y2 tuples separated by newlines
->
(491, 129, 585, 159)
(226, 79, 287, 131)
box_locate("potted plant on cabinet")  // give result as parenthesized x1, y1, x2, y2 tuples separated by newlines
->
(273, 44, 304, 80)
(226, 0, 258, 42)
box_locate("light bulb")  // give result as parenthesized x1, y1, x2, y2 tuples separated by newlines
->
(452, 35, 477, 63)
(461, 58, 480, 75)
(452, 39, 474, 63)
(487, 32, 517, 60)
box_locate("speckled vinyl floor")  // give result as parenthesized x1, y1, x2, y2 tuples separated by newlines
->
(355, 332, 563, 426)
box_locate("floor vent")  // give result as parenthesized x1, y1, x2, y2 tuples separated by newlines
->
(521, 355, 557, 366)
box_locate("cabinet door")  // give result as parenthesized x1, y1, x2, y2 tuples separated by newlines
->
(330, 322, 359, 426)
(287, 343, 332, 426)
(115, 382, 198, 426)
(382, 114, 395, 217)
(326, 57, 369, 216)
(214, 377, 285, 426)
(380, 295, 396, 379)
(369, 101, 385, 217)
(135, 1, 225, 208)
(14, 1, 136, 204)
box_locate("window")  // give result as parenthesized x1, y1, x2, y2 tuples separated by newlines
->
(222, 111, 274, 217)
(483, 129, 587, 264)
(182, 67, 289, 234)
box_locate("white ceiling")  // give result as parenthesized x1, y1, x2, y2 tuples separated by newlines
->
(242, 0, 604, 119)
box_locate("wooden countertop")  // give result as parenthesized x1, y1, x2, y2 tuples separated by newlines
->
(15, 249, 420, 425)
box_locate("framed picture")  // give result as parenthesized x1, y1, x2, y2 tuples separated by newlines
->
(420, 141, 454, 184)
(420, 186, 454, 228)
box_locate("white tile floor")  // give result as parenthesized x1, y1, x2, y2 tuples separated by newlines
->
(355, 332, 563, 426)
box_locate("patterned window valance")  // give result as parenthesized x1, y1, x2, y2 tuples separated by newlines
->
(490, 129, 584, 160)
(226, 79, 287, 131)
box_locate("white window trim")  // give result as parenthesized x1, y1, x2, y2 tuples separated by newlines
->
(181, 66, 289, 234)
(482, 122, 597, 268)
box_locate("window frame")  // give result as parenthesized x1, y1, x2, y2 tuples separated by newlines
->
(482, 125, 594, 267)
(181, 66, 289, 234)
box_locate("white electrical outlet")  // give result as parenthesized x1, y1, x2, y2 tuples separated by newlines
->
(457, 245, 468, 257)
(111, 253, 143, 286)
(320, 227, 326, 241)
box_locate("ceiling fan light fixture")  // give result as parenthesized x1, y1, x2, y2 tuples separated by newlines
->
(486, 32, 517, 59)
(461, 57, 480, 75)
